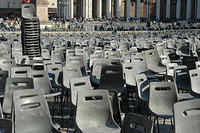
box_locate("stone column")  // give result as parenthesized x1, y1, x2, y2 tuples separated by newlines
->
(36, 0, 49, 24)
(146, 0, 149, 19)
(85, 0, 89, 18)
(88, 0, 93, 18)
(69, 0, 73, 18)
(186, 0, 192, 20)
(197, 0, 200, 19)
(115, 0, 121, 18)
(125, 0, 131, 19)
(136, 0, 141, 19)
(166, 0, 171, 19)
(176, 0, 181, 19)
(96, 0, 102, 18)
(156, 0, 160, 20)
(106, 0, 112, 18)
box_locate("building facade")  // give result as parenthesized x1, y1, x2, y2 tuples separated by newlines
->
(0, 0, 22, 17)
(57, 0, 200, 20)
(0, 0, 57, 18)
(0, 0, 199, 20)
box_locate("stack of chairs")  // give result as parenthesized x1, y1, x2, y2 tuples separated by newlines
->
(21, 4, 41, 59)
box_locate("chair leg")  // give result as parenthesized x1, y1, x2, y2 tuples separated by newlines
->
(153, 117, 156, 133)
(156, 117, 160, 133)
(52, 97, 56, 118)
(170, 118, 174, 130)
(67, 108, 74, 133)
(60, 89, 64, 127)
(163, 118, 165, 125)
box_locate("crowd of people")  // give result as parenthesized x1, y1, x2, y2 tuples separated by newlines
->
(1, 17, 200, 32)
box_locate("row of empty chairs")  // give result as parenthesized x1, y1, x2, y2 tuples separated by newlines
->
(0, 29, 200, 133)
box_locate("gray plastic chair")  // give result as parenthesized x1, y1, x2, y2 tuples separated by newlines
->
(166, 63, 178, 77)
(70, 76, 93, 106)
(149, 82, 178, 118)
(135, 74, 149, 102)
(0, 58, 15, 76)
(76, 90, 120, 133)
(98, 65, 124, 94)
(144, 49, 166, 74)
(27, 70, 51, 94)
(46, 64, 63, 88)
(27, 70, 60, 97)
(0, 119, 12, 133)
(174, 99, 200, 133)
(66, 55, 88, 76)
(174, 65, 191, 92)
(0, 70, 9, 98)
(51, 50, 64, 63)
(11, 66, 31, 78)
(91, 59, 121, 85)
(14, 95, 60, 133)
(131, 53, 148, 74)
(121, 113, 153, 133)
(149, 82, 178, 132)
(189, 69, 200, 97)
(0, 104, 2, 118)
(3, 78, 34, 114)
(63, 65, 82, 89)
(123, 63, 137, 87)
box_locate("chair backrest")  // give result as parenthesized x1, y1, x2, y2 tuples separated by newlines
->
(42, 49, 51, 60)
(99, 65, 124, 92)
(144, 49, 160, 67)
(32, 58, 44, 71)
(131, 53, 148, 73)
(123, 63, 137, 87)
(3, 78, 34, 114)
(0, 70, 9, 96)
(0, 104, 2, 118)
(63, 65, 82, 88)
(174, 99, 200, 133)
(0, 119, 12, 133)
(11, 66, 31, 78)
(66, 49, 75, 58)
(135, 74, 149, 101)
(174, 65, 191, 91)
(109, 91, 122, 125)
(70, 77, 93, 106)
(14, 96, 52, 133)
(0, 58, 15, 76)
(182, 56, 198, 70)
(160, 55, 170, 66)
(46, 64, 63, 86)
(121, 113, 153, 133)
(195, 61, 200, 69)
(51, 50, 63, 62)
(189, 69, 200, 96)
(27, 70, 52, 94)
(15, 55, 30, 65)
(91, 59, 111, 81)
(76, 90, 119, 131)
(166, 63, 178, 76)
(13, 89, 44, 102)
(149, 82, 178, 116)
(89, 53, 103, 68)
(66, 55, 84, 67)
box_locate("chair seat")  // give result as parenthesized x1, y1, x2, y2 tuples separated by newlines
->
(177, 93, 195, 101)
(81, 127, 120, 133)
(149, 65, 166, 74)
(90, 76, 100, 85)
